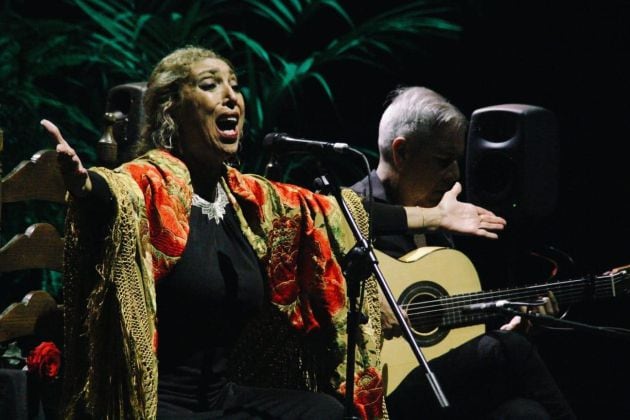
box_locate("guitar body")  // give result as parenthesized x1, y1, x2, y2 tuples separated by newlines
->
(376, 247, 485, 395)
(376, 246, 630, 395)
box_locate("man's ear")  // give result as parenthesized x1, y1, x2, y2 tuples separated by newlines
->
(391, 136, 407, 168)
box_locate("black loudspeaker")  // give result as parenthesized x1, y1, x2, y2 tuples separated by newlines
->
(97, 82, 147, 166)
(464, 104, 558, 225)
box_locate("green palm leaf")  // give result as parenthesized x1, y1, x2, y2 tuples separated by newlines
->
(0, 0, 465, 303)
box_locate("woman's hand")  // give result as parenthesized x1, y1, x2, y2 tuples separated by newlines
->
(41, 119, 92, 197)
(435, 182, 506, 239)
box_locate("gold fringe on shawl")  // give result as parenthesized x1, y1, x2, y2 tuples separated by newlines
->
(227, 185, 387, 418)
(61, 149, 385, 419)
(342, 188, 388, 419)
(62, 168, 158, 419)
(341, 188, 384, 352)
(225, 174, 350, 394)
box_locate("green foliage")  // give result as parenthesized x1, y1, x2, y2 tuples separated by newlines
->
(52, 0, 461, 169)
(0, 0, 461, 301)
(0, 9, 100, 168)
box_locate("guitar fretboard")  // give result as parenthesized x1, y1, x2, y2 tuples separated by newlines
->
(405, 272, 627, 330)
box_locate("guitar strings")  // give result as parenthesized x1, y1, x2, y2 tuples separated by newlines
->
(404, 295, 612, 329)
(404, 282, 612, 313)
(399, 276, 620, 328)
(404, 278, 614, 312)
(407, 295, 608, 322)
(404, 284, 614, 317)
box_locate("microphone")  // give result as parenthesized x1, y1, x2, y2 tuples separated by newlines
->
(263, 132, 350, 154)
(461, 300, 510, 312)
(462, 298, 549, 313)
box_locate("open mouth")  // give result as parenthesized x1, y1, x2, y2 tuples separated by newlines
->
(216, 115, 239, 141)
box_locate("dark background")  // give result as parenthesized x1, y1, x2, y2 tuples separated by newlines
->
(284, 0, 630, 268)
(331, 0, 630, 273)
(4, 0, 630, 417)
(303, 1, 630, 417)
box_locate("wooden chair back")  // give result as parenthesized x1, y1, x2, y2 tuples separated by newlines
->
(0, 139, 65, 343)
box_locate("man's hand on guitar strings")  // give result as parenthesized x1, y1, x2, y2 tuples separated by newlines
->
(500, 291, 559, 333)
(380, 290, 407, 340)
(604, 263, 630, 275)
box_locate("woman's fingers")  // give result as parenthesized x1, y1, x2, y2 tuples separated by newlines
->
(40, 119, 87, 173)
(40, 119, 67, 146)
(40, 119, 91, 196)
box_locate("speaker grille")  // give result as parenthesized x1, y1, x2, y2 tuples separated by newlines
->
(465, 104, 558, 225)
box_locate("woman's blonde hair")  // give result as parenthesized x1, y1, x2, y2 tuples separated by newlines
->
(135, 46, 234, 155)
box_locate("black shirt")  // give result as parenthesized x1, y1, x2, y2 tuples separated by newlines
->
(89, 171, 408, 413)
(156, 200, 265, 411)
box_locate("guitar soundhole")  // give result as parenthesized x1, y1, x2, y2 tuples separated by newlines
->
(398, 280, 449, 348)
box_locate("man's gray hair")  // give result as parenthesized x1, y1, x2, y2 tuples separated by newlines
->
(377, 86, 467, 163)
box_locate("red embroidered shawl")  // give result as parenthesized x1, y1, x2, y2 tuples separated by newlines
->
(62, 149, 383, 419)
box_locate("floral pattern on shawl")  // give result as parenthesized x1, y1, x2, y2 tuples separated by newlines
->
(63, 149, 383, 419)
(341, 367, 385, 419)
(225, 167, 383, 418)
(226, 169, 345, 332)
(119, 151, 192, 282)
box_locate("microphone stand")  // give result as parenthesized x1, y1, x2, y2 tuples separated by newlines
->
(497, 307, 630, 340)
(315, 170, 449, 419)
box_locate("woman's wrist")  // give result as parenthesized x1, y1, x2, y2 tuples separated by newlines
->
(68, 175, 93, 198)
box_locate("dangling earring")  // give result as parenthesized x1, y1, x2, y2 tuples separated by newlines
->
(226, 154, 241, 168)
(226, 141, 242, 168)
(160, 104, 176, 150)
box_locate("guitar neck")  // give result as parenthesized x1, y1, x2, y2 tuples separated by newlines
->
(437, 273, 621, 328)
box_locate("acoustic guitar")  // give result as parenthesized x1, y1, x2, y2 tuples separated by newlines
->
(376, 246, 630, 395)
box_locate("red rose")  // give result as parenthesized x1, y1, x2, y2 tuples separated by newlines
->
(26, 341, 61, 379)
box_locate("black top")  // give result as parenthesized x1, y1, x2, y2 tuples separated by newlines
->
(156, 202, 264, 411)
(89, 171, 408, 413)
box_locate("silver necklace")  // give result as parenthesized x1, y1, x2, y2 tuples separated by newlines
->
(192, 185, 228, 224)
